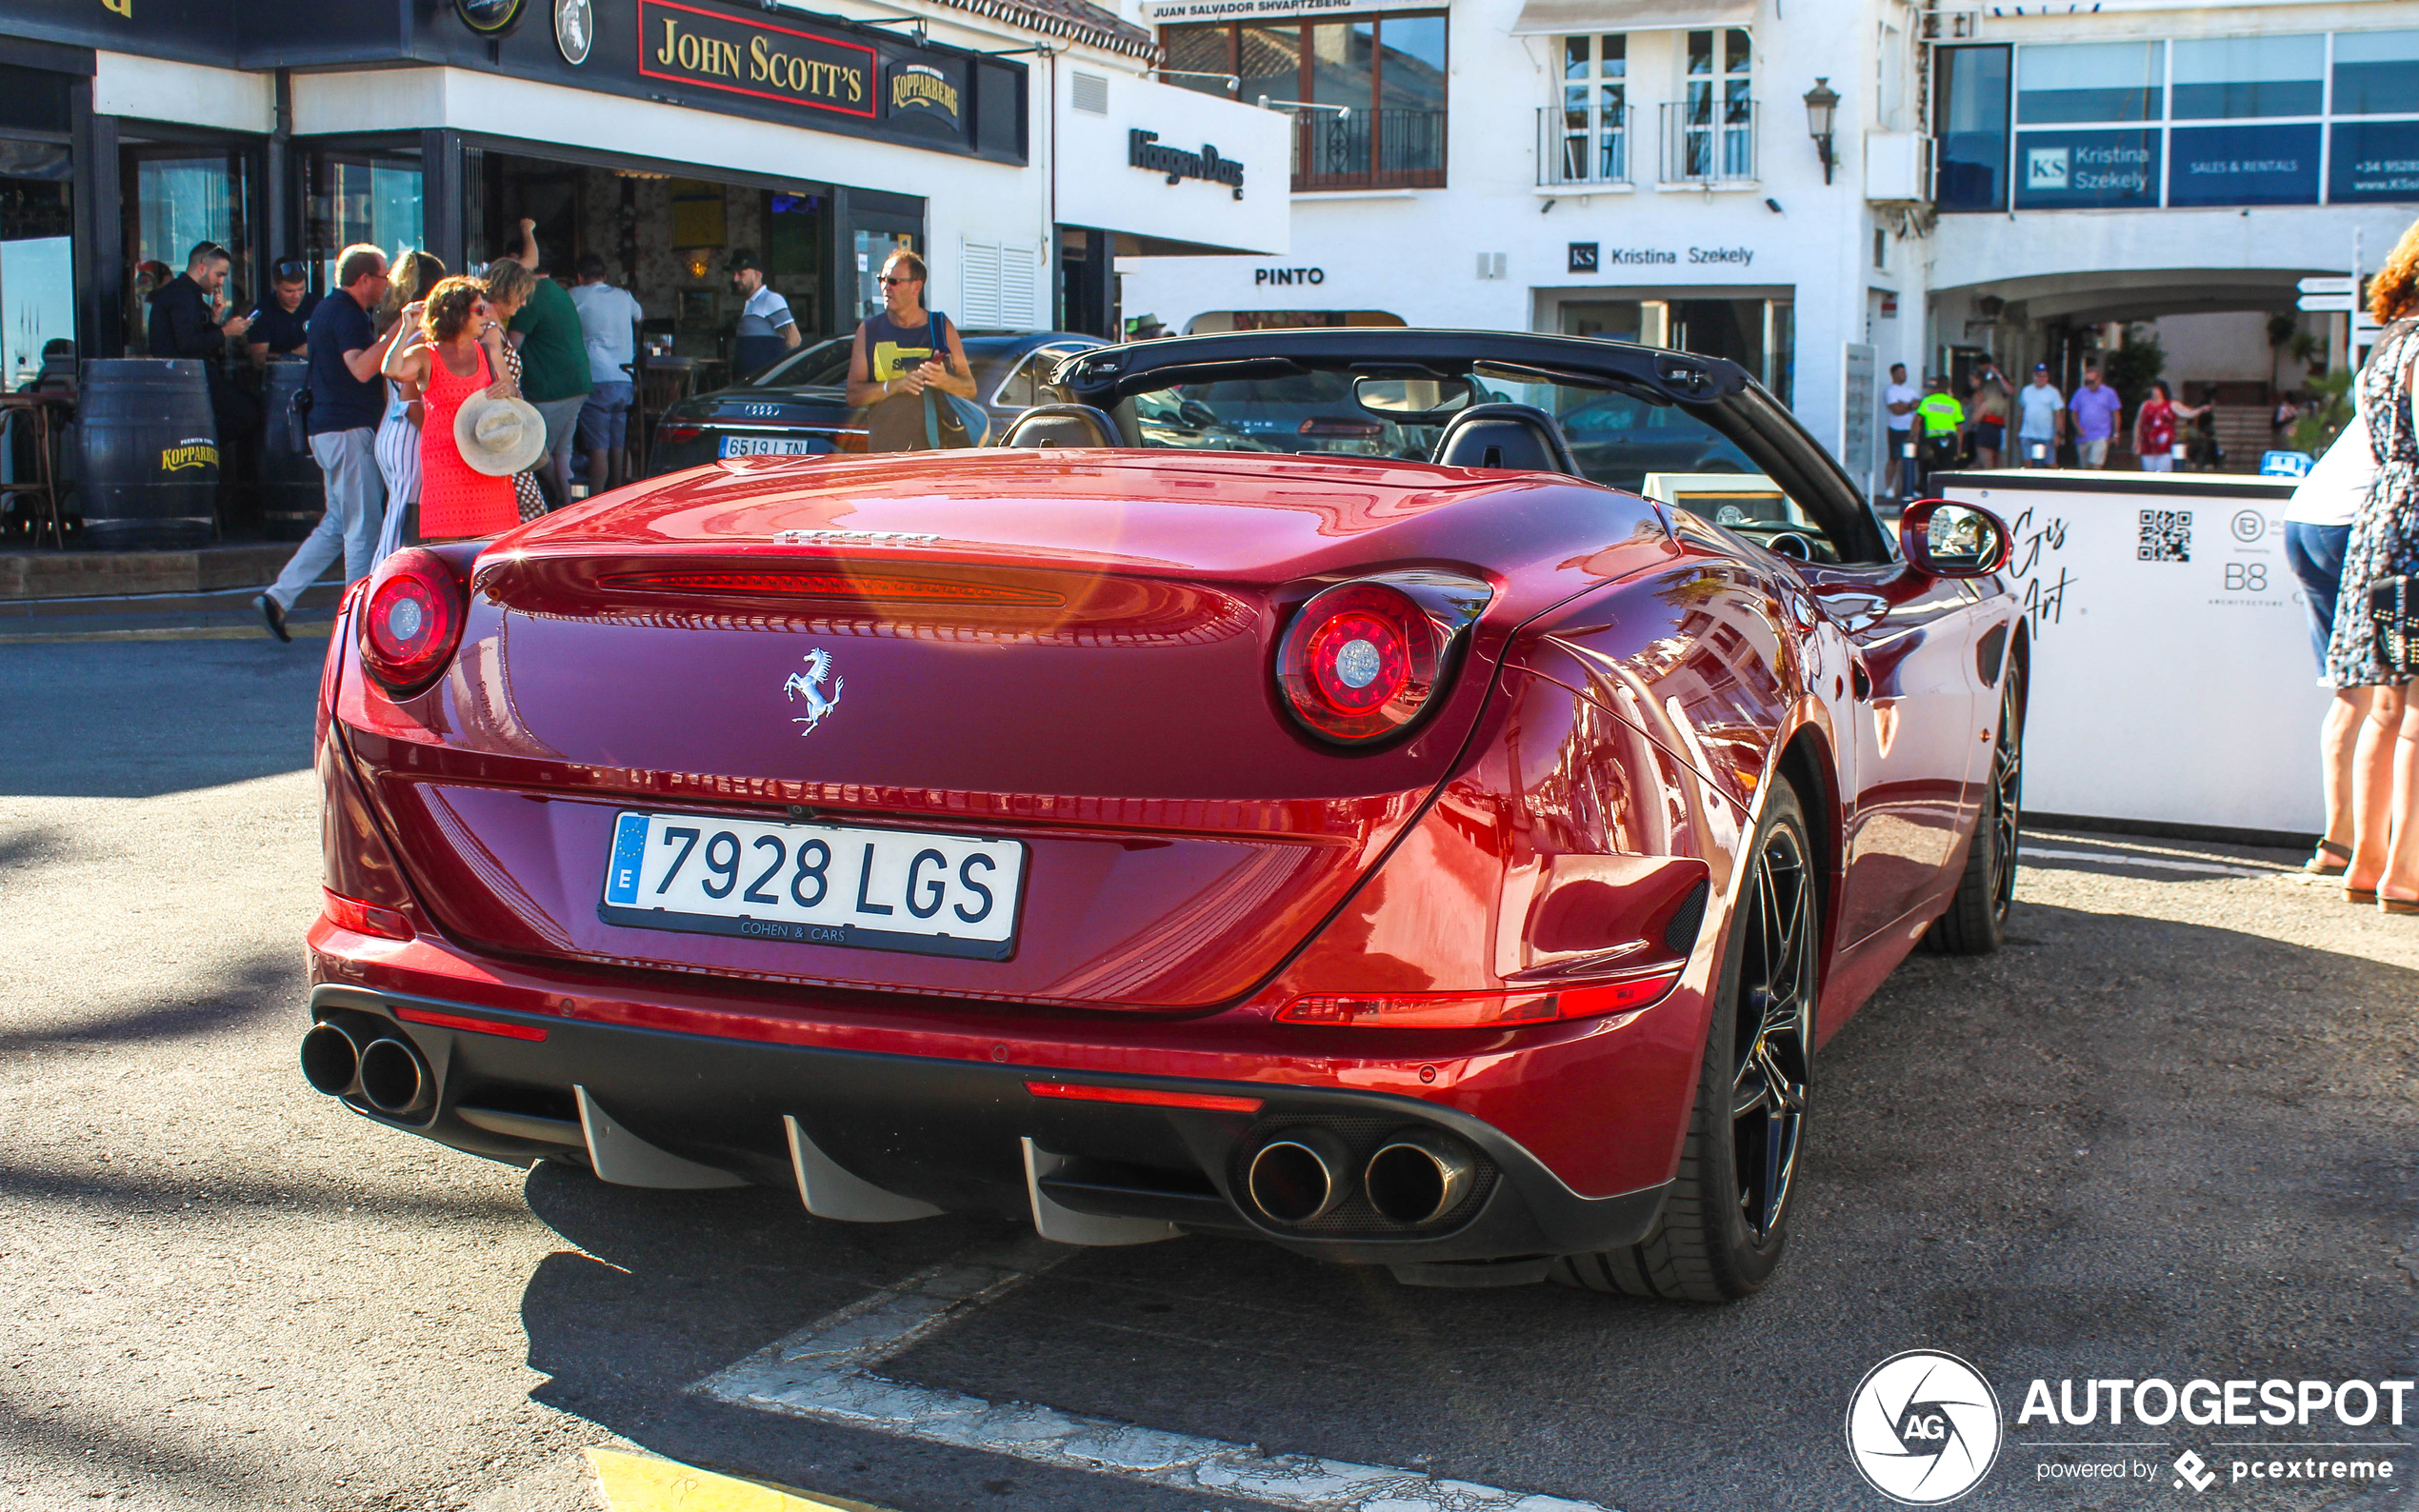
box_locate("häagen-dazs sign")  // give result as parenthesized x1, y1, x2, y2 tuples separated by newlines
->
(1130, 130, 1246, 199)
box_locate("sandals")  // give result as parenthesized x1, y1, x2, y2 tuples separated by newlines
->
(2346, 885, 2380, 905)
(2386, 894, 2419, 916)
(2303, 839, 2352, 878)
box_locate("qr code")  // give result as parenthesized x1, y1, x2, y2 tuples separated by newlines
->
(2138, 508, 2192, 562)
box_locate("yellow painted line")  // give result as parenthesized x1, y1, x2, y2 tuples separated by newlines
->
(587, 1447, 899, 1512)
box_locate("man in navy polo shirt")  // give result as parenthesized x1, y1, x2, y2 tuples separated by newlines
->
(255, 244, 408, 642)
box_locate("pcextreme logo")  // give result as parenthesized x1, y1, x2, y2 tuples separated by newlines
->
(1846, 1350, 2005, 1504)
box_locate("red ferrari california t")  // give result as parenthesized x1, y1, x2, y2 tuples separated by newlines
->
(303, 329, 2024, 1301)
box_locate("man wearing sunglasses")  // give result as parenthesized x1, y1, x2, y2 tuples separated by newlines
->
(844, 249, 976, 452)
(247, 259, 318, 368)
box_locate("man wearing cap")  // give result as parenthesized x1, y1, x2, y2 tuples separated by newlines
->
(2015, 363, 2065, 468)
(730, 251, 801, 376)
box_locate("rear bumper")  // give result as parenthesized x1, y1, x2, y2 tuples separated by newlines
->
(308, 978, 1671, 1268)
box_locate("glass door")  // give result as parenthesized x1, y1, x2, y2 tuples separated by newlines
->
(124, 144, 254, 351)
(0, 139, 73, 388)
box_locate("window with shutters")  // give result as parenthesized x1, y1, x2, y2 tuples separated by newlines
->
(959, 240, 1041, 331)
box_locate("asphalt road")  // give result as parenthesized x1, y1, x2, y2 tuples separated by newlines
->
(1, 635, 2413, 1512)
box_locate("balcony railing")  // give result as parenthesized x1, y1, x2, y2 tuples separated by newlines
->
(1290, 107, 1448, 191)
(1659, 97, 1758, 185)
(1537, 105, 1634, 188)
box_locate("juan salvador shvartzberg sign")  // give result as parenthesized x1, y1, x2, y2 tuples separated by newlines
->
(1130, 130, 1246, 200)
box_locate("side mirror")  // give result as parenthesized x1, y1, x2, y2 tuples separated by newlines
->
(1900, 498, 2012, 578)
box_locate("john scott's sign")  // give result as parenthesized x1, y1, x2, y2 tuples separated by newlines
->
(639, 0, 876, 119)
(1130, 130, 1246, 199)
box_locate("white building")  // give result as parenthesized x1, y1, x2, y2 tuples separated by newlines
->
(1113, 0, 2419, 483)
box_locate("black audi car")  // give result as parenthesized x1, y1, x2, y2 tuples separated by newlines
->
(645, 330, 1106, 474)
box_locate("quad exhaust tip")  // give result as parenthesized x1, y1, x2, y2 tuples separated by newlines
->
(299, 1021, 368, 1099)
(1245, 1128, 1352, 1224)
(1364, 1130, 1476, 1226)
(356, 1037, 434, 1118)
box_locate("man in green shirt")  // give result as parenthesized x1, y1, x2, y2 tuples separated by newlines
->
(1911, 375, 1965, 492)
(500, 219, 592, 500)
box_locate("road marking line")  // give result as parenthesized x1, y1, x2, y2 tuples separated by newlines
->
(2022, 846, 2269, 878)
(693, 1239, 1615, 1512)
(588, 1446, 897, 1512)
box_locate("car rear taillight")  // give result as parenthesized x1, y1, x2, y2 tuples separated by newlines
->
(1298, 416, 1384, 439)
(1276, 581, 1442, 744)
(654, 423, 703, 444)
(835, 429, 870, 453)
(1278, 968, 1682, 1027)
(320, 887, 413, 942)
(358, 547, 466, 696)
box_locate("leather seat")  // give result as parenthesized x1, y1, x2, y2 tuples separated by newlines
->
(1431, 403, 1582, 476)
(998, 404, 1122, 448)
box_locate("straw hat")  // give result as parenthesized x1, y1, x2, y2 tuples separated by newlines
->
(453, 390, 548, 476)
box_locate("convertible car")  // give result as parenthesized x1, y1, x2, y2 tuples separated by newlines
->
(303, 329, 2025, 1301)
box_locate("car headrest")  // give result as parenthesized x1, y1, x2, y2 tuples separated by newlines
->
(998, 403, 1122, 448)
(1431, 403, 1583, 478)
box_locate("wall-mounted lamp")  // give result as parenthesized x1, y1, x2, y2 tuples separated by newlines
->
(1803, 77, 1840, 185)
(684, 250, 712, 279)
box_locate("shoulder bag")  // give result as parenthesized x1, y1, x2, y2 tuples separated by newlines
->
(916, 312, 990, 449)
(2372, 575, 2419, 677)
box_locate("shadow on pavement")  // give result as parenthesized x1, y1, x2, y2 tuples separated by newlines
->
(0, 951, 291, 1055)
(0, 639, 324, 798)
(503, 902, 2418, 1512)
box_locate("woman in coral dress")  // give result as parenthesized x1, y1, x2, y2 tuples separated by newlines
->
(382, 275, 521, 540)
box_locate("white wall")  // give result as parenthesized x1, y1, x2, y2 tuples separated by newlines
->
(1119, 0, 1918, 463)
(94, 51, 272, 133)
(1054, 68, 1290, 254)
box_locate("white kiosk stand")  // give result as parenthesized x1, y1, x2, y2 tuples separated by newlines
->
(1931, 470, 2327, 838)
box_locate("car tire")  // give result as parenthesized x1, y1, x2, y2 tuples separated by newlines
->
(1551, 782, 1816, 1303)
(1924, 666, 2023, 957)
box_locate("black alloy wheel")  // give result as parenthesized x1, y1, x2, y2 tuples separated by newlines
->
(1730, 817, 1813, 1243)
(1553, 783, 1816, 1303)
(1928, 666, 2024, 956)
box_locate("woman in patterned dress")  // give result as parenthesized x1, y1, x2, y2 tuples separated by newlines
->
(381, 276, 521, 541)
(370, 250, 445, 565)
(2328, 217, 2419, 913)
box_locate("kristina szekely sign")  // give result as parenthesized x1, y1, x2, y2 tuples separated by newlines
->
(1130, 130, 1247, 199)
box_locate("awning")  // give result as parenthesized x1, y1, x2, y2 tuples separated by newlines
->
(1508, 0, 1753, 36)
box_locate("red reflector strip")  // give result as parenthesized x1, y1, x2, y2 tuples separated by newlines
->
(597, 570, 1064, 607)
(1278, 969, 1682, 1028)
(1024, 1081, 1263, 1114)
(319, 887, 413, 942)
(392, 1005, 550, 1042)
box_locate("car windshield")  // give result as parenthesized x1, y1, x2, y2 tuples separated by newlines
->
(746, 336, 855, 388)
(1128, 368, 1757, 493)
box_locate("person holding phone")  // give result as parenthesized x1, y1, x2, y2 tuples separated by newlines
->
(844, 250, 976, 452)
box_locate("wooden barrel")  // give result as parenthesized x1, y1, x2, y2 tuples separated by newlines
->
(77, 359, 218, 548)
(258, 358, 322, 540)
